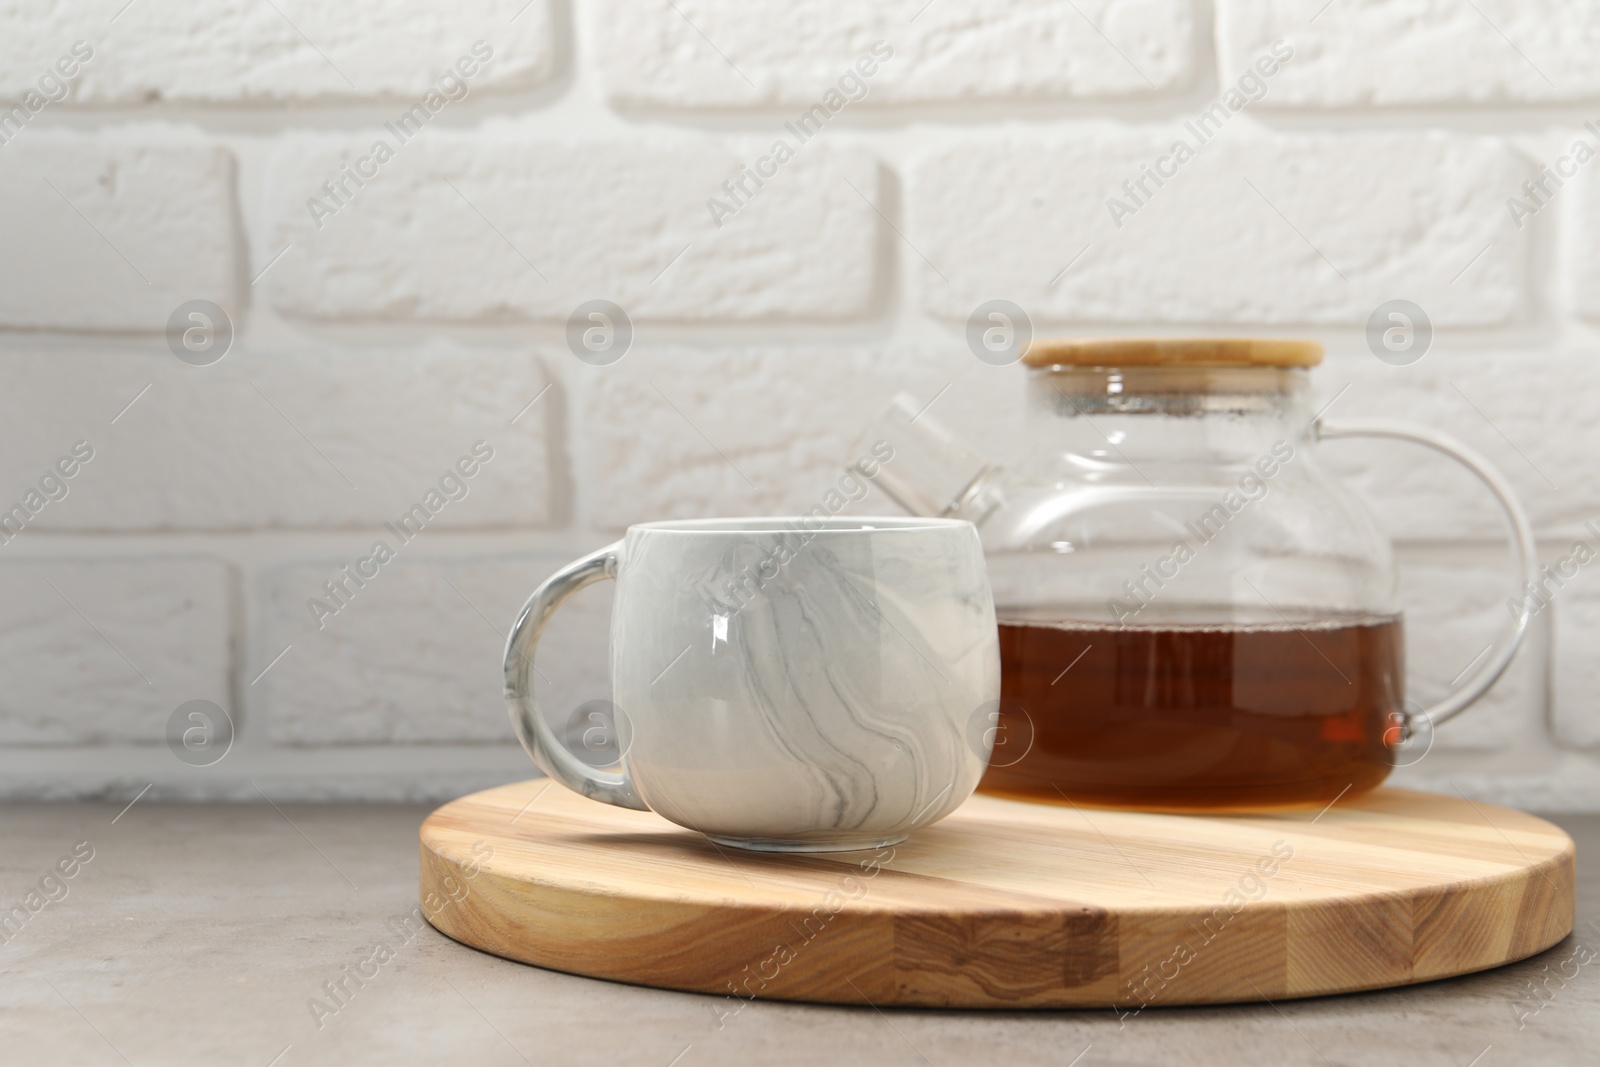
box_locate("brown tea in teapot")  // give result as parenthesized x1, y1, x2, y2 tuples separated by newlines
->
(980, 610, 1403, 811)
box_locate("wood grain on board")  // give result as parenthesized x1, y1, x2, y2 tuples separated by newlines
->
(419, 781, 1574, 1008)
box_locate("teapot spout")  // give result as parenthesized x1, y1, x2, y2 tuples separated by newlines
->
(850, 392, 1004, 525)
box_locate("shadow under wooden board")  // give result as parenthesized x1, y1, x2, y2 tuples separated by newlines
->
(419, 781, 1575, 1009)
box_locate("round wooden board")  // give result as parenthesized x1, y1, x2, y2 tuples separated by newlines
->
(419, 781, 1575, 1009)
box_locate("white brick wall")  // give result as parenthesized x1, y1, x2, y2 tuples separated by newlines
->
(0, 343, 552, 530)
(571, 344, 983, 528)
(1555, 581, 1600, 748)
(0, 1, 554, 104)
(1397, 556, 1548, 752)
(3, 0, 1599, 806)
(1568, 156, 1600, 318)
(1315, 351, 1600, 542)
(1218, 1, 1600, 106)
(264, 135, 882, 321)
(909, 131, 1529, 325)
(0, 134, 236, 330)
(0, 558, 232, 744)
(590, 0, 1196, 107)
(256, 554, 607, 745)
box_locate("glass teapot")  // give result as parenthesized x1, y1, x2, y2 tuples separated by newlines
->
(857, 338, 1536, 811)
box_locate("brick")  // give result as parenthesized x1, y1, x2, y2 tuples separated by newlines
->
(0, 133, 234, 331)
(264, 134, 881, 321)
(1553, 563, 1600, 748)
(1568, 153, 1600, 319)
(0, 342, 552, 531)
(1217, 1, 1600, 106)
(1397, 557, 1548, 752)
(569, 343, 1024, 530)
(1310, 351, 1600, 543)
(589, 0, 1194, 107)
(0, 1, 551, 105)
(258, 553, 610, 745)
(909, 131, 1528, 325)
(0, 558, 232, 744)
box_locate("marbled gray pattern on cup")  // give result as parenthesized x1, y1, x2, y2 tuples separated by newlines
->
(505, 516, 999, 852)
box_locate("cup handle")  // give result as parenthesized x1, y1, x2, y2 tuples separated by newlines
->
(1316, 417, 1539, 729)
(503, 540, 646, 810)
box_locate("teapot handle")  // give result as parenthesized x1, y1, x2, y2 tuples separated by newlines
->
(1316, 418, 1538, 729)
(503, 541, 646, 810)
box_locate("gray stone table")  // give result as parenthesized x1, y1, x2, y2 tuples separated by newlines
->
(1, 799, 1595, 1066)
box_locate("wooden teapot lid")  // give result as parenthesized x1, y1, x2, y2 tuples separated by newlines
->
(1022, 338, 1324, 368)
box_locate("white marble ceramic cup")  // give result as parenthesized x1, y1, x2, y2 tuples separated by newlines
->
(504, 517, 1000, 852)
